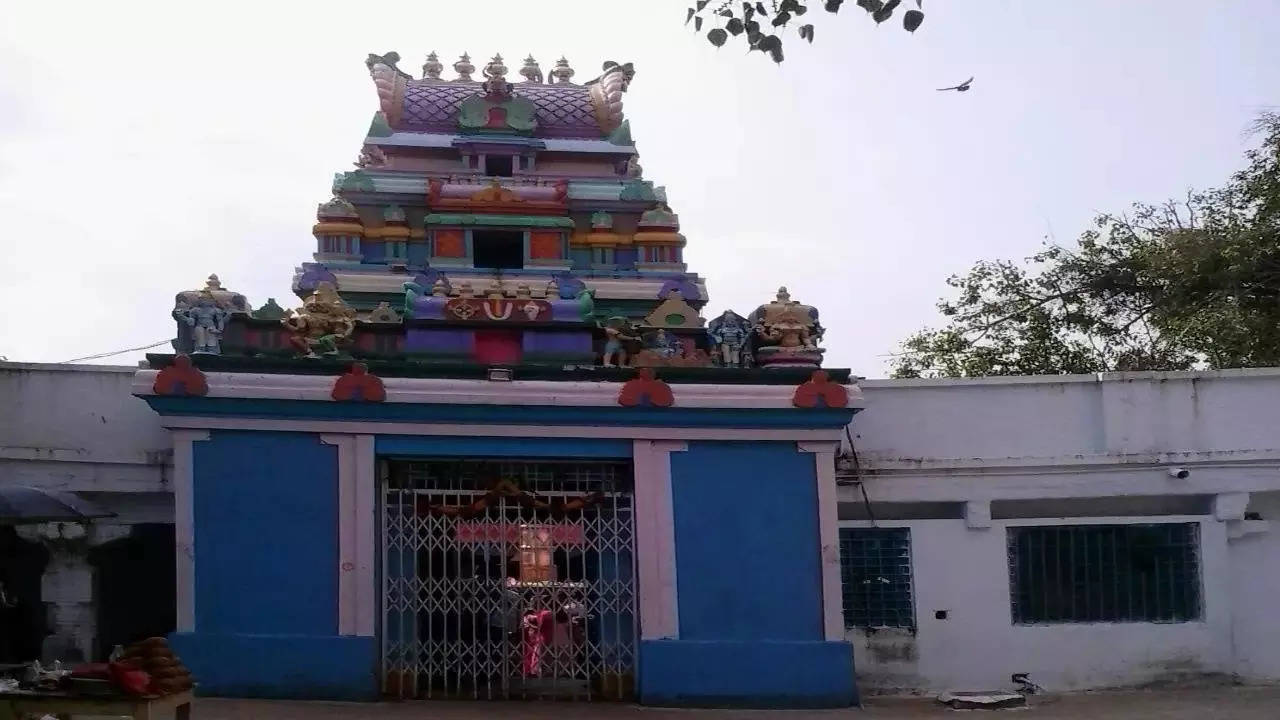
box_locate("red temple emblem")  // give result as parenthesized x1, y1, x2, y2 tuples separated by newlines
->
(618, 368, 674, 408)
(153, 355, 208, 397)
(792, 370, 848, 409)
(331, 364, 386, 402)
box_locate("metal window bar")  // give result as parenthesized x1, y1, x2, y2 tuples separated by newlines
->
(380, 458, 637, 701)
(838, 528, 915, 630)
(1007, 523, 1202, 625)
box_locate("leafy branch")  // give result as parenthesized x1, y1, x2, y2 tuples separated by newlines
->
(686, 0, 924, 63)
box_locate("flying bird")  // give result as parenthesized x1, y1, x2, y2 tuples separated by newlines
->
(937, 76, 974, 92)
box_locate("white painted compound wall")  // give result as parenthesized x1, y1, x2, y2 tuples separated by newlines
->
(844, 517, 1235, 693)
(5, 362, 1280, 690)
(1227, 490, 1280, 682)
(840, 369, 1280, 693)
(0, 362, 173, 522)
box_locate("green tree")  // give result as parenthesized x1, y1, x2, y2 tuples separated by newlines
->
(687, 0, 923, 63)
(891, 112, 1280, 379)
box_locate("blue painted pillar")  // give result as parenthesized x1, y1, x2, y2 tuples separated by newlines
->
(169, 431, 376, 700)
(638, 441, 856, 708)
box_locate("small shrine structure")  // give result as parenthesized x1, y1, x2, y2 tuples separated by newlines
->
(133, 51, 861, 707)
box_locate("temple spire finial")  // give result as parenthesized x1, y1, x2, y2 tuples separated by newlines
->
(453, 52, 475, 82)
(520, 54, 543, 83)
(484, 54, 508, 80)
(422, 51, 443, 80)
(482, 54, 512, 97)
(549, 56, 575, 84)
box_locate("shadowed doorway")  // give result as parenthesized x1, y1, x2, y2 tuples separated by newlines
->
(90, 524, 176, 658)
(0, 527, 49, 663)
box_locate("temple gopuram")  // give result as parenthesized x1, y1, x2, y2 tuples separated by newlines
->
(136, 51, 862, 707)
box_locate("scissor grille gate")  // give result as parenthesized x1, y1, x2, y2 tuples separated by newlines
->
(381, 458, 637, 700)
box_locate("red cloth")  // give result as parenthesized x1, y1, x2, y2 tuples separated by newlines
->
(108, 662, 151, 696)
(70, 663, 111, 679)
(521, 610, 553, 676)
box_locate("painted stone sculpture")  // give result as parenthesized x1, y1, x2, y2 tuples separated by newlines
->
(708, 310, 751, 368)
(602, 316, 640, 367)
(749, 287, 824, 369)
(282, 282, 357, 358)
(176, 290, 229, 354)
(645, 329, 678, 358)
(630, 329, 711, 368)
(366, 302, 402, 324)
(172, 275, 247, 355)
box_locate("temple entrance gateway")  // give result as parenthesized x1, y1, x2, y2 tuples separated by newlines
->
(380, 458, 637, 701)
(134, 47, 858, 706)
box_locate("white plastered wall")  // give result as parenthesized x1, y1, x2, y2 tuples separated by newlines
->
(843, 516, 1233, 692)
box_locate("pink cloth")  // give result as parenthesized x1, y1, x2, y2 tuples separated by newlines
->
(521, 610, 554, 676)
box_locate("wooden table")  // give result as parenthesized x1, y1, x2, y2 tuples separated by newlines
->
(0, 689, 192, 719)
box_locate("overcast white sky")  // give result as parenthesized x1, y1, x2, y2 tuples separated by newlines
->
(1, 1, 1276, 375)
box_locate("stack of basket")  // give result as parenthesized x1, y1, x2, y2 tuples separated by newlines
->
(120, 637, 194, 695)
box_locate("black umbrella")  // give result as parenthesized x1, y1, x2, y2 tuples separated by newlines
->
(0, 486, 116, 524)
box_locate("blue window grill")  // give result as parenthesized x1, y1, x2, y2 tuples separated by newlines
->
(838, 527, 915, 629)
(1007, 523, 1202, 625)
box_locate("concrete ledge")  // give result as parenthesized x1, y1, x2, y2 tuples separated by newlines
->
(169, 632, 376, 701)
(638, 639, 857, 708)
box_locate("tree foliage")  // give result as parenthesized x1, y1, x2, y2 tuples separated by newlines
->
(686, 0, 923, 63)
(891, 112, 1280, 379)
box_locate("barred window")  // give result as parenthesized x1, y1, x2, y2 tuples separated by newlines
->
(839, 527, 914, 629)
(1008, 523, 1202, 625)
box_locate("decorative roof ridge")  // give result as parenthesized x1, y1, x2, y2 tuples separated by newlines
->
(139, 353, 857, 387)
(376, 51, 634, 136)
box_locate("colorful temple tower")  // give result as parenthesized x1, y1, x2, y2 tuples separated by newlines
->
(140, 51, 861, 707)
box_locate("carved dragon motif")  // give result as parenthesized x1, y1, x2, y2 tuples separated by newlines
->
(587, 61, 634, 134)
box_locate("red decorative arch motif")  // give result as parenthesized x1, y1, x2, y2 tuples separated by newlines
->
(153, 355, 208, 397)
(618, 368, 674, 408)
(331, 363, 386, 402)
(792, 370, 848, 409)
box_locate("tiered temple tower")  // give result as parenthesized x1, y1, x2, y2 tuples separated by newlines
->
(171, 51, 826, 371)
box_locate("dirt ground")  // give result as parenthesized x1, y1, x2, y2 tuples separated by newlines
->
(138, 685, 1280, 719)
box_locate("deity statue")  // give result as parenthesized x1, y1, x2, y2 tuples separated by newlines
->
(171, 274, 247, 355)
(708, 309, 751, 368)
(577, 287, 596, 320)
(601, 316, 639, 367)
(748, 286, 825, 369)
(173, 290, 229, 354)
(282, 282, 357, 358)
(646, 329, 679, 358)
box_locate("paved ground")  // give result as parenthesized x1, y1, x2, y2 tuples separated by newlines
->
(133, 685, 1280, 719)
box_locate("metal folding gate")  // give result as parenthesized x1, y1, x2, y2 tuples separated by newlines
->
(380, 457, 637, 700)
